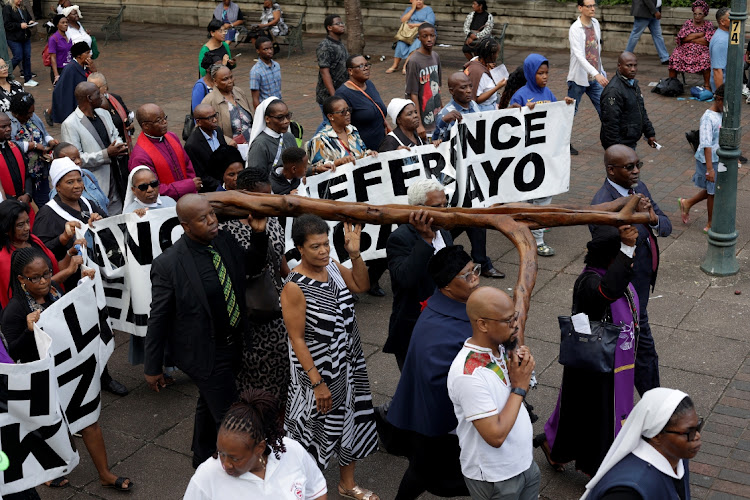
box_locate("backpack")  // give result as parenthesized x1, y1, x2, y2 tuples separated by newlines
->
(289, 121, 304, 147)
(652, 77, 684, 97)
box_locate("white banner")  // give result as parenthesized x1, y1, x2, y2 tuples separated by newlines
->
(0, 330, 80, 494)
(452, 102, 573, 207)
(36, 272, 116, 434)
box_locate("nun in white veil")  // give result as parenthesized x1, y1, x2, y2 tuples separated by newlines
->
(582, 388, 702, 500)
(122, 166, 177, 215)
(245, 96, 296, 173)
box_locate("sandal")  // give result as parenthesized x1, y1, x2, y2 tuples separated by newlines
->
(338, 484, 380, 500)
(533, 433, 565, 472)
(703, 226, 710, 234)
(45, 476, 69, 488)
(677, 197, 690, 224)
(102, 476, 134, 492)
(537, 243, 556, 257)
(385, 67, 398, 74)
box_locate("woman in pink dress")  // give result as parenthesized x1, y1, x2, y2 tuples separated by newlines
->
(668, 0, 715, 89)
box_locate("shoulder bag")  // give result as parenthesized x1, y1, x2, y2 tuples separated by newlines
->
(394, 22, 419, 45)
(245, 238, 282, 322)
(343, 81, 392, 136)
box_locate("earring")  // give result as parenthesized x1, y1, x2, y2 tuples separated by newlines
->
(21, 282, 26, 291)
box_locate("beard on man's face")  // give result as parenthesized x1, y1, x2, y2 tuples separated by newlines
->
(502, 335, 518, 352)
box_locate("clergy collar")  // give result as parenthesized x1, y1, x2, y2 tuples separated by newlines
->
(263, 127, 282, 139)
(143, 132, 165, 142)
(632, 440, 685, 480)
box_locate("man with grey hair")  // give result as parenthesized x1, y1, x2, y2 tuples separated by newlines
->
(385, 178, 454, 370)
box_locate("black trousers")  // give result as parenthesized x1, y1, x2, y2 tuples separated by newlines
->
(395, 433, 470, 500)
(190, 345, 240, 468)
(450, 227, 492, 271)
(632, 268, 660, 396)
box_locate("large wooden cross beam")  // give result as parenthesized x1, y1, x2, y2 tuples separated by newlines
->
(204, 191, 651, 341)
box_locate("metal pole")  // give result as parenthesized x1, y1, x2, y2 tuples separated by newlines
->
(702, 0, 746, 276)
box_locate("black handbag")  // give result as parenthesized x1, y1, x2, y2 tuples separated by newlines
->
(182, 112, 195, 141)
(557, 315, 619, 373)
(244, 238, 282, 322)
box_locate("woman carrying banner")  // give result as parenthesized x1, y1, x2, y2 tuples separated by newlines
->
(534, 226, 640, 477)
(0, 199, 86, 308)
(379, 98, 426, 153)
(281, 214, 379, 500)
(1, 246, 134, 492)
(219, 167, 290, 406)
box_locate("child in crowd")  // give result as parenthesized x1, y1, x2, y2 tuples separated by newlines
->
(271, 146, 308, 195)
(405, 23, 442, 140)
(250, 36, 282, 109)
(509, 53, 574, 257)
(678, 84, 723, 234)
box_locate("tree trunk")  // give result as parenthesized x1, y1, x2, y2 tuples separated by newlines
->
(345, 0, 366, 54)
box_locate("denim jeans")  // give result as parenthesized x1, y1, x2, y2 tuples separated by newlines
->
(567, 80, 603, 116)
(7, 39, 32, 81)
(314, 103, 330, 135)
(626, 17, 670, 62)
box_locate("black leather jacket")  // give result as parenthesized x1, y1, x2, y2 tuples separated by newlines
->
(600, 72, 655, 150)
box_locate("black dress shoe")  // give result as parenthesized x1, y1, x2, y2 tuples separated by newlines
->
(104, 378, 129, 396)
(481, 268, 505, 279)
(367, 285, 386, 297)
(570, 145, 579, 155)
(740, 155, 747, 164)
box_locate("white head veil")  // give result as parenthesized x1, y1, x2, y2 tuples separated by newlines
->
(581, 388, 689, 499)
(387, 98, 414, 129)
(123, 166, 161, 212)
(248, 96, 280, 144)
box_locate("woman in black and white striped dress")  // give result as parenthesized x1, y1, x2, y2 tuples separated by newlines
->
(281, 214, 380, 500)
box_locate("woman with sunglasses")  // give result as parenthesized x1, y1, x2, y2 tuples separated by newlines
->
(335, 54, 388, 151)
(122, 165, 176, 214)
(305, 95, 376, 176)
(583, 388, 701, 499)
(535, 225, 640, 478)
(1, 246, 135, 492)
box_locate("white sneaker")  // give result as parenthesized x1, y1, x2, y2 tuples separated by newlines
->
(743, 85, 750, 97)
(23, 79, 38, 87)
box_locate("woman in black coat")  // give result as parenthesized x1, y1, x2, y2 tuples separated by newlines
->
(2, 0, 38, 87)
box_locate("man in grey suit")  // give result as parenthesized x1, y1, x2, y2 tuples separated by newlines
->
(60, 82, 128, 214)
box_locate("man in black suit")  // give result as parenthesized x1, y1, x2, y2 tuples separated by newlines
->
(184, 103, 228, 193)
(144, 194, 268, 468)
(590, 144, 672, 395)
(385, 179, 454, 371)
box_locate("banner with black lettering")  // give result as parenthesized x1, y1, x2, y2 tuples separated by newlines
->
(0, 330, 80, 494)
(284, 142, 456, 264)
(36, 272, 116, 434)
(85, 209, 183, 337)
(453, 101, 573, 207)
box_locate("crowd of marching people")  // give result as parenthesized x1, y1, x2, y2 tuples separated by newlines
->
(0, 0, 722, 499)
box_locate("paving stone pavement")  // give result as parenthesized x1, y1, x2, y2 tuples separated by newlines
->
(16, 21, 750, 500)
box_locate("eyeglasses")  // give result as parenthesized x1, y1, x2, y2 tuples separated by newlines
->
(607, 161, 643, 171)
(329, 107, 352, 115)
(143, 115, 168, 125)
(333, 21, 346, 26)
(268, 112, 293, 121)
(196, 113, 218, 121)
(662, 418, 704, 442)
(582, 3, 596, 8)
(21, 270, 52, 284)
(349, 63, 372, 70)
(0, 65, 8, 70)
(457, 263, 481, 282)
(481, 311, 519, 326)
(136, 180, 160, 191)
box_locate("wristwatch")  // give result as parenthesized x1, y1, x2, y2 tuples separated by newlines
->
(510, 387, 527, 398)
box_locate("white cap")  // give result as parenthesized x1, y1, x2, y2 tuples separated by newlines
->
(50, 157, 81, 188)
(387, 98, 414, 128)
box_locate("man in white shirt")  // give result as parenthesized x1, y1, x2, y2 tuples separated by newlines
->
(448, 286, 539, 500)
(567, 0, 608, 155)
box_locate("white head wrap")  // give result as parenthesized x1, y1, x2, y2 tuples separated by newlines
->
(49, 157, 81, 188)
(62, 5, 82, 18)
(387, 98, 414, 128)
(124, 166, 161, 211)
(248, 96, 280, 145)
(581, 388, 690, 499)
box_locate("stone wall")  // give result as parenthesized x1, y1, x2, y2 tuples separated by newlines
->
(50, 0, 696, 56)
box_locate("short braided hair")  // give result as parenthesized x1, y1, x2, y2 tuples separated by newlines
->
(221, 389, 287, 459)
(10, 247, 51, 300)
(236, 167, 270, 192)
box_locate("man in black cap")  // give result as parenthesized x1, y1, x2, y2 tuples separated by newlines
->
(51, 41, 95, 124)
(380, 245, 478, 500)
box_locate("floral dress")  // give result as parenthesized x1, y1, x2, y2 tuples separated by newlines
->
(14, 118, 51, 206)
(0, 80, 23, 113)
(228, 101, 253, 142)
(669, 19, 715, 73)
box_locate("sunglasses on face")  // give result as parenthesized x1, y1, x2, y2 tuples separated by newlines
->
(268, 112, 293, 121)
(329, 107, 352, 116)
(662, 417, 704, 442)
(136, 180, 160, 191)
(607, 161, 643, 171)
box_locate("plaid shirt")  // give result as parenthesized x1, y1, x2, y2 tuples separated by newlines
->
(249, 59, 282, 101)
